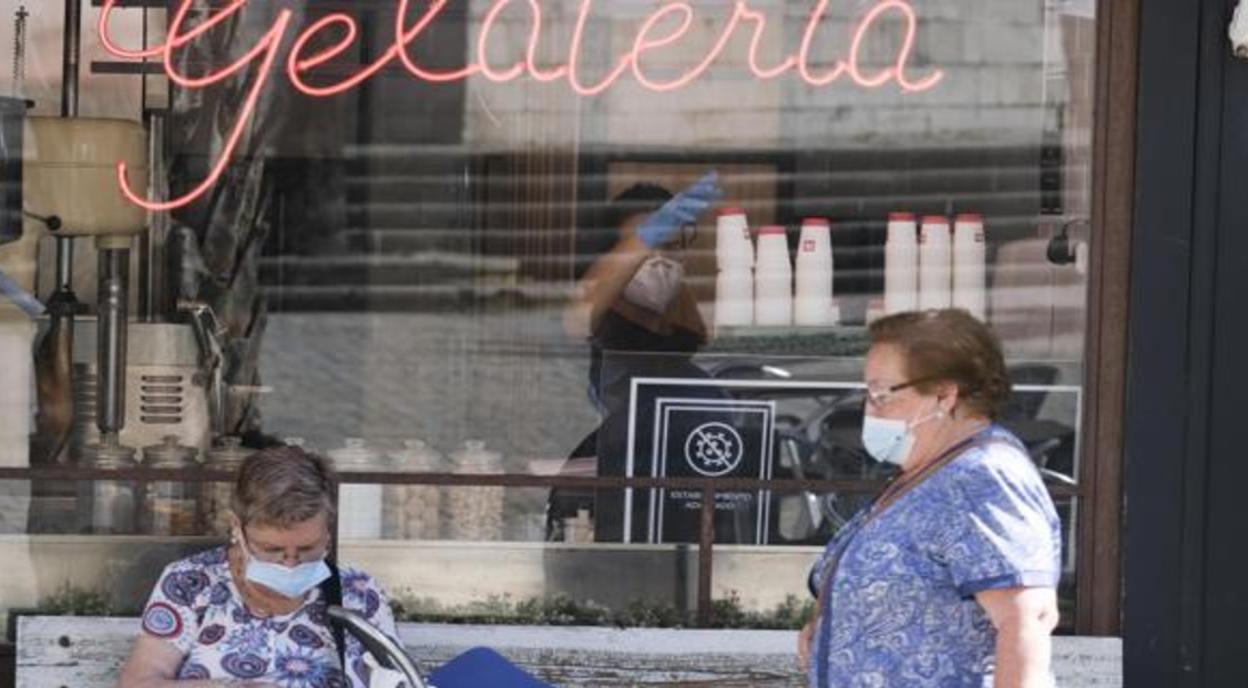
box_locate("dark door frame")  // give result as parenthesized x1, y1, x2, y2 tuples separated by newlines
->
(1076, 0, 1141, 636)
(1124, 0, 1248, 685)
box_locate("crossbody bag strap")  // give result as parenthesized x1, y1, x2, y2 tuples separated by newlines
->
(823, 431, 1004, 586)
(322, 558, 347, 671)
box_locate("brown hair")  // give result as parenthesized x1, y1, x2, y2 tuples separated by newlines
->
(231, 445, 336, 528)
(868, 309, 1011, 419)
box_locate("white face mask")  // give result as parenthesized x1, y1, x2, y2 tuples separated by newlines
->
(622, 255, 685, 314)
(860, 405, 943, 467)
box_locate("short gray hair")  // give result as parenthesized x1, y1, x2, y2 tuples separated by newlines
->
(231, 445, 336, 528)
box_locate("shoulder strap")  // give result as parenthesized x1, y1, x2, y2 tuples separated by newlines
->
(870, 429, 1012, 516)
(322, 558, 347, 670)
(816, 432, 1014, 598)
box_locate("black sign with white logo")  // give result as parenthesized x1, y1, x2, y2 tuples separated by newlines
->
(638, 397, 774, 544)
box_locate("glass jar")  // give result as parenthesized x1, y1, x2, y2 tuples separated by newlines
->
(80, 440, 138, 534)
(141, 435, 200, 536)
(386, 439, 445, 540)
(329, 438, 383, 539)
(444, 440, 505, 541)
(200, 436, 251, 537)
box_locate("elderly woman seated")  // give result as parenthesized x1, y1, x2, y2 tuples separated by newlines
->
(119, 445, 400, 687)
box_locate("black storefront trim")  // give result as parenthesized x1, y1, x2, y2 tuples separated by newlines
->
(1125, 0, 1248, 685)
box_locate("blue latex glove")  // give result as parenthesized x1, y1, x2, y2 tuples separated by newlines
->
(0, 269, 45, 319)
(636, 171, 723, 248)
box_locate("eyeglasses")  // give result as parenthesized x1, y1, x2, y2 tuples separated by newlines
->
(864, 377, 936, 409)
(241, 527, 331, 566)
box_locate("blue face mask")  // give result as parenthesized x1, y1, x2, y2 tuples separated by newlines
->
(861, 414, 912, 466)
(861, 407, 943, 467)
(237, 532, 331, 599)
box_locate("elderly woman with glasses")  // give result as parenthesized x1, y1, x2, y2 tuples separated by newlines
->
(119, 446, 400, 687)
(798, 309, 1063, 688)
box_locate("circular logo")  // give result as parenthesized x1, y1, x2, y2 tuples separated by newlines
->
(684, 422, 745, 477)
(142, 602, 183, 639)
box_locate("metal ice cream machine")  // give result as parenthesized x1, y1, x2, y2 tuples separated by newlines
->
(0, 103, 226, 532)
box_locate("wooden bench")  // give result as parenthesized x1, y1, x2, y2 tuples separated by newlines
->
(15, 616, 1122, 687)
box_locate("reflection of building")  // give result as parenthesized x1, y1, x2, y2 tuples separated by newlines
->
(0, 0, 1246, 684)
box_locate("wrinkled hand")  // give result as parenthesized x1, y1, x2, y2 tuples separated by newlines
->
(636, 171, 723, 248)
(797, 619, 816, 673)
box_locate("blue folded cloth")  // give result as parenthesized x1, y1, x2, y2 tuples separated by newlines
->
(428, 647, 554, 688)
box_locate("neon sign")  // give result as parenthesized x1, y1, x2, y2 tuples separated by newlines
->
(100, 0, 944, 211)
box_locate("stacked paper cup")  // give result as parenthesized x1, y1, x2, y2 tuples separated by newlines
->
(754, 225, 793, 326)
(918, 215, 953, 310)
(884, 212, 919, 314)
(714, 207, 754, 327)
(715, 207, 754, 268)
(794, 217, 839, 326)
(952, 213, 987, 320)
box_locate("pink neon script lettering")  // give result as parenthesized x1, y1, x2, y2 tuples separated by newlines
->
(99, 0, 945, 211)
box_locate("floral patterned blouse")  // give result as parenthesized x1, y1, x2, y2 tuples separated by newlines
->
(139, 546, 400, 687)
(807, 425, 1063, 688)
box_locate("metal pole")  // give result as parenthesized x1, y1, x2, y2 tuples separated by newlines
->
(96, 242, 129, 442)
(60, 0, 80, 118)
(55, 235, 72, 290)
(697, 482, 716, 627)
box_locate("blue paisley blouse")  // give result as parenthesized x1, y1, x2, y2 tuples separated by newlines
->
(139, 546, 400, 687)
(808, 425, 1062, 688)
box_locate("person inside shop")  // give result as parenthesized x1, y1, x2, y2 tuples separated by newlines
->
(118, 445, 402, 687)
(555, 172, 723, 541)
(798, 309, 1062, 688)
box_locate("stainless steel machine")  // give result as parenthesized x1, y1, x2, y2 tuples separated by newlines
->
(65, 319, 211, 457)
(22, 115, 151, 466)
(1, 99, 242, 535)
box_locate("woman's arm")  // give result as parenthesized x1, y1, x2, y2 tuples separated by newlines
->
(564, 173, 721, 338)
(563, 233, 652, 338)
(976, 586, 1060, 688)
(117, 635, 274, 688)
(796, 616, 818, 673)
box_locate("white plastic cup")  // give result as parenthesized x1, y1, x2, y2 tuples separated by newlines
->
(796, 217, 833, 270)
(794, 269, 838, 325)
(795, 218, 836, 326)
(793, 293, 841, 325)
(754, 226, 792, 326)
(755, 225, 791, 275)
(919, 215, 953, 310)
(952, 213, 987, 320)
(884, 212, 919, 315)
(794, 269, 836, 324)
(715, 207, 754, 271)
(715, 267, 754, 327)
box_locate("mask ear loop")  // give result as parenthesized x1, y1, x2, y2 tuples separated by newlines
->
(906, 402, 946, 431)
(917, 384, 960, 426)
